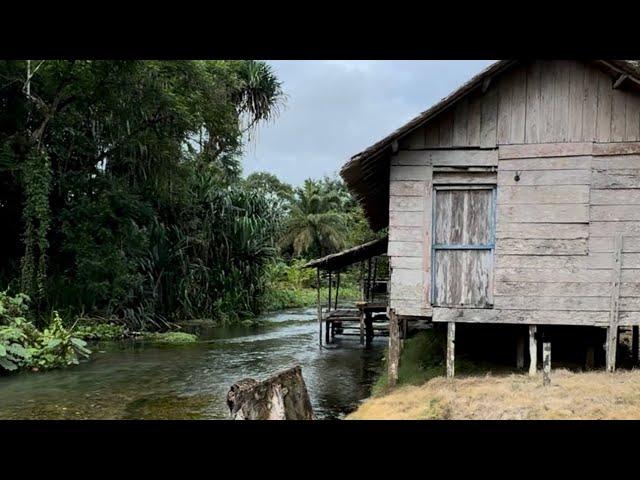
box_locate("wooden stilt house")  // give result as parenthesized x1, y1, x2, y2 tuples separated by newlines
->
(339, 60, 640, 382)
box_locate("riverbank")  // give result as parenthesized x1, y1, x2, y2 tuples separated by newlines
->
(347, 369, 640, 420)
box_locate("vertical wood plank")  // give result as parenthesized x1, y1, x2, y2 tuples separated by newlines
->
(611, 89, 627, 142)
(568, 61, 585, 141)
(625, 90, 640, 141)
(525, 60, 541, 143)
(582, 63, 599, 141)
(539, 61, 555, 142)
(529, 325, 537, 376)
(480, 87, 498, 147)
(388, 309, 400, 387)
(596, 73, 613, 142)
(423, 173, 433, 307)
(467, 93, 482, 146)
(452, 97, 469, 146)
(438, 109, 454, 147)
(425, 124, 439, 147)
(510, 66, 527, 144)
(606, 234, 623, 372)
(497, 75, 512, 144)
(553, 60, 570, 142)
(543, 342, 551, 386)
(317, 268, 322, 348)
(447, 322, 456, 379)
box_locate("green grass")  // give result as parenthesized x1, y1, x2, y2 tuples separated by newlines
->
(140, 332, 198, 344)
(262, 286, 361, 312)
(372, 329, 498, 396)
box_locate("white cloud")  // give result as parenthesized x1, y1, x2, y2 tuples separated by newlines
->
(241, 60, 495, 185)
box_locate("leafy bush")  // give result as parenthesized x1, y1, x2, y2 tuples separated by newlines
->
(0, 291, 91, 373)
(141, 332, 197, 344)
(74, 322, 127, 341)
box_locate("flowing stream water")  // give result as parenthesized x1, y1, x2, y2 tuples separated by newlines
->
(0, 308, 385, 420)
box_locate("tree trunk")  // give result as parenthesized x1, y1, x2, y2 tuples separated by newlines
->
(227, 366, 314, 420)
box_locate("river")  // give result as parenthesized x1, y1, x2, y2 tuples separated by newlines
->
(0, 308, 385, 420)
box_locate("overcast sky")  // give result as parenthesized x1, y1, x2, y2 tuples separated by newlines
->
(241, 60, 495, 185)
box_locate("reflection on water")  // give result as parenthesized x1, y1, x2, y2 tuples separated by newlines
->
(0, 308, 385, 420)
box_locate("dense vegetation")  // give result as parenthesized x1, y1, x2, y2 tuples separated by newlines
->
(0, 60, 377, 373)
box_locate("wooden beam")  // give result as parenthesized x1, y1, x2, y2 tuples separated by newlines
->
(316, 268, 322, 348)
(633, 326, 639, 366)
(388, 309, 400, 387)
(482, 76, 492, 93)
(542, 342, 551, 386)
(613, 74, 628, 89)
(334, 271, 340, 310)
(327, 271, 332, 312)
(529, 325, 537, 376)
(447, 322, 456, 379)
(606, 234, 623, 372)
(391, 140, 399, 154)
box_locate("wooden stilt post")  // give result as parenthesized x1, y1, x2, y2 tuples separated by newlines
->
(606, 234, 623, 373)
(516, 334, 525, 370)
(633, 326, 639, 366)
(446, 322, 455, 379)
(542, 342, 551, 386)
(366, 258, 372, 301)
(359, 309, 365, 345)
(327, 270, 332, 312)
(334, 271, 340, 310)
(365, 312, 373, 347)
(316, 268, 322, 348)
(586, 346, 595, 370)
(388, 309, 399, 387)
(529, 325, 537, 376)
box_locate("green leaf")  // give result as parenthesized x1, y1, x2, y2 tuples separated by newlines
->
(70, 337, 87, 348)
(0, 356, 18, 371)
(0, 344, 6, 356)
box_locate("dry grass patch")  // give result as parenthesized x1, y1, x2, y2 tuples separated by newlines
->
(347, 369, 640, 420)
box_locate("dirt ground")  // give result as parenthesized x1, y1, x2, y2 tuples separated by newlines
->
(347, 369, 640, 420)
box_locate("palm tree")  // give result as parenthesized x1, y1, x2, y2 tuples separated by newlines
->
(279, 180, 348, 258)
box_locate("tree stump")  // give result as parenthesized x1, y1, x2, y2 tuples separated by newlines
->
(226, 366, 314, 420)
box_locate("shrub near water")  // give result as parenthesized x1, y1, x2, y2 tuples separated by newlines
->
(0, 291, 91, 373)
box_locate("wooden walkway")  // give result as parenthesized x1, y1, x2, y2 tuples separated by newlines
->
(323, 303, 389, 346)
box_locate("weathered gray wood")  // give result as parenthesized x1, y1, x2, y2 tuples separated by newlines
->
(390, 165, 431, 181)
(439, 110, 454, 147)
(359, 310, 364, 345)
(434, 250, 492, 307)
(390, 255, 422, 269)
(317, 268, 322, 348)
(568, 61, 585, 141)
(593, 142, 640, 156)
(529, 325, 537, 375)
(592, 169, 640, 189)
(433, 172, 497, 185)
(452, 97, 469, 146)
(494, 296, 609, 311)
(495, 255, 589, 270)
(596, 73, 613, 142)
(496, 239, 588, 255)
(497, 169, 591, 186)
(390, 268, 423, 301)
(431, 307, 637, 326)
(592, 154, 640, 169)
(388, 309, 400, 387)
(434, 189, 492, 244)
(582, 64, 599, 141)
(389, 180, 424, 196)
(626, 90, 640, 141)
(554, 60, 570, 142)
(542, 342, 551, 386)
(467, 94, 482, 145)
(447, 322, 455, 379)
(389, 196, 423, 212)
(389, 226, 423, 242)
(590, 222, 640, 237)
(389, 211, 423, 227)
(498, 143, 593, 160)
(387, 241, 422, 257)
(525, 61, 541, 143)
(497, 185, 589, 205)
(611, 89, 627, 142)
(227, 366, 314, 420)
(480, 86, 498, 148)
(591, 189, 640, 205)
(495, 281, 611, 297)
(498, 204, 589, 224)
(496, 267, 638, 283)
(591, 204, 640, 223)
(589, 236, 640, 252)
(496, 223, 588, 240)
(423, 176, 433, 307)
(606, 234, 623, 372)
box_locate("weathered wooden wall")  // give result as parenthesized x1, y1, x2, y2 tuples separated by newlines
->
(389, 59, 640, 325)
(399, 60, 640, 149)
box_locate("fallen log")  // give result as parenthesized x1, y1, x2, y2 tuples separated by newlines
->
(227, 366, 314, 420)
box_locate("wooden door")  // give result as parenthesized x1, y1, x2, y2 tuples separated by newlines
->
(432, 186, 495, 308)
